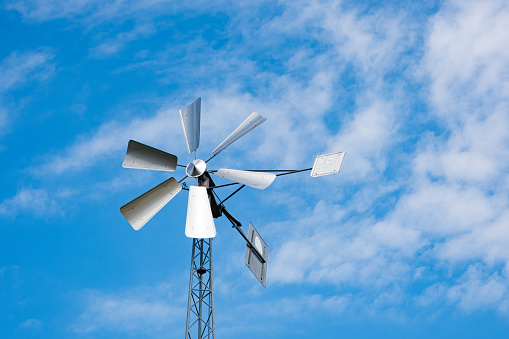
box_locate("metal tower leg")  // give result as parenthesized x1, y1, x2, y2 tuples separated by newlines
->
(185, 238, 215, 339)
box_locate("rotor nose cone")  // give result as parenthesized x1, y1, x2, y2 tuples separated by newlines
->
(186, 159, 207, 177)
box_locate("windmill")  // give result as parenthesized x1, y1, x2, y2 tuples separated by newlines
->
(120, 98, 345, 338)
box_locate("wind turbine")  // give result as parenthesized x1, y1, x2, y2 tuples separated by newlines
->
(120, 98, 345, 338)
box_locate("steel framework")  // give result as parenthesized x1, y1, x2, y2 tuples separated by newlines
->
(185, 238, 215, 339)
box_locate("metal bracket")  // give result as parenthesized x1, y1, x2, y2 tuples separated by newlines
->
(219, 205, 265, 263)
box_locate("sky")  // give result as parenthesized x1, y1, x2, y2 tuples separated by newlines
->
(1, 0, 509, 338)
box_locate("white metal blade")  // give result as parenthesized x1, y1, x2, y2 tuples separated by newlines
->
(122, 140, 178, 172)
(212, 112, 266, 155)
(212, 169, 276, 190)
(120, 177, 182, 231)
(185, 186, 216, 238)
(179, 98, 201, 153)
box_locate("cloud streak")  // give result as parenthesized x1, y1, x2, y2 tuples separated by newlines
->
(0, 188, 59, 218)
(71, 283, 185, 336)
(0, 49, 55, 93)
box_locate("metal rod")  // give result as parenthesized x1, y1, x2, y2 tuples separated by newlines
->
(205, 153, 217, 163)
(210, 169, 301, 173)
(179, 175, 189, 183)
(177, 164, 187, 168)
(219, 205, 265, 264)
(234, 225, 265, 263)
(206, 182, 239, 189)
(220, 206, 241, 227)
(275, 168, 312, 177)
(207, 168, 312, 175)
(219, 185, 245, 205)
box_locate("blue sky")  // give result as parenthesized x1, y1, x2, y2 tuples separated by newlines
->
(1, 0, 509, 338)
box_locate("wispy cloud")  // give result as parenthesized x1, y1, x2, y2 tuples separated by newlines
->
(0, 49, 55, 93)
(0, 187, 60, 218)
(89, 23, 156, 58)
(71, 283, 185, 336)
(423, 0, 509, 115)
(6, 0, 218, 24)
(263, 0, 509, 318)
(217, 293, 351, 337)
(0, 106, 7, 137)
(269, 202, 419, 288)
(32, 106, 184, 176)
(6, 0, 96, 21)
(19, 318, 42, 329)
(447, 264, 509, 313)
(328, 100, 397, 181)
(418, 263, 509, 316)
(0, 49, 55, 138)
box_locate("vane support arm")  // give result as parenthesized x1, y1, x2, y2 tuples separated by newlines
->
(219, 184, 245, 205)
(275, 168, 312, 176)
(219, 205, 265, 263)
(220, 205, 241, 227)
(209, 168, 313, 176)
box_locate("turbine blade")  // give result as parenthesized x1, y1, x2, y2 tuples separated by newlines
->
(212, 169, 275, 190)
(179, 98, 201, 153)
(122, 140, 178, 172)
(120, 177, 182, 231)
(212, 112, 266, 155)
(185, 186, 217, 238)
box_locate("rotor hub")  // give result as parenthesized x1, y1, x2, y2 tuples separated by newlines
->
(186, 159, 207, 177)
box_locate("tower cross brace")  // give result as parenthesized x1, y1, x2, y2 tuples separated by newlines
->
(185, 238, 215, 339)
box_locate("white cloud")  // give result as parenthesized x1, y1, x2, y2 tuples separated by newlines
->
(263, 0, 414, 77)
(414, 104, 509, 184)
(89, 23, 156, 58)
(418, 264, 509, 315)
(447, 264, 508, 313)
(404, 0, 509, 264)
(32, 105, 186, 175)
(0, 49, 55, 93)
(6, 0, 96, 21)
(391, 183, 498, 236)
(423, 0, 509, 115)
(436, 212, 509, 264)
(72, 283, 184, 335)
(269, 200, 421, 289)
(0, 106, 7, 137)
(321, 4, 412, 76)
(328, 100, 397, 181)
(217, 293, 351, 336)
(0, 188, 59, 218)
(6, 0, 220, 24)
(388, 0, 509, 314)
(19, 318, 42, 329)
(264, 0, 509, 319)
(0, 49, 55, 140)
